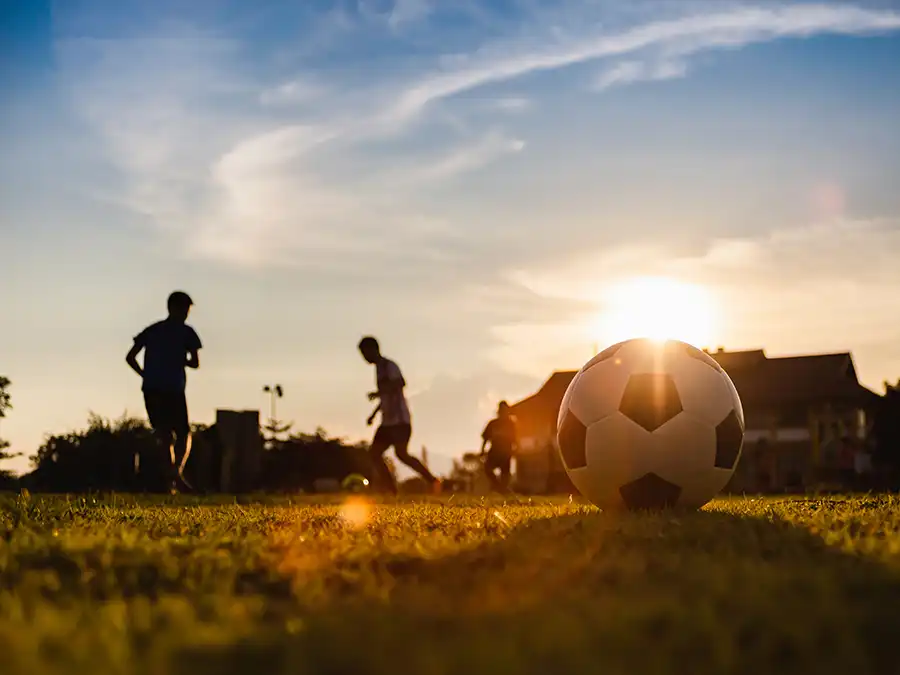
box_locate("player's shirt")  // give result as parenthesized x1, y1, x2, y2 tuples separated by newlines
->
(482, 416, 518, 455)
(375, 357, 411, 427)
(133, 319, 202, 392)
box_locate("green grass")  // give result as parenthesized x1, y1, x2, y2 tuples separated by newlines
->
(3, 492, 900, 675)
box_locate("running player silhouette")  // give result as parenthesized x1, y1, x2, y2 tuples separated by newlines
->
(358, 336, 440, 495)
(126, 291, 201, 493)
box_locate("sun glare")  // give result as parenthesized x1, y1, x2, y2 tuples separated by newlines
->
(592, 276, 716, 349)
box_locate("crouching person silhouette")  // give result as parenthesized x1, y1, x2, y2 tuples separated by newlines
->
(481, 401, 519, 493)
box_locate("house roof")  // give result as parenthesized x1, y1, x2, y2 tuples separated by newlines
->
(509, 348, 879, 424)
(510, 371, 577, 422)
(707, 349, 878, 408)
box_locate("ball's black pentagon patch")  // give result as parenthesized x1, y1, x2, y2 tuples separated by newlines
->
(557, 409, 588, 470)
(715, 409, 744, 469)
(583, 341, 626, 372)
(619, 472, 682, 510)
(619, 373, 683, 432)
(679, 341, 725, 373)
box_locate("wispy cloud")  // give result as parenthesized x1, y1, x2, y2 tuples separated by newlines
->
(488, 96, 533, 112)
(259, 78, 328, 106)
(56, 1, 900, 270)
(594, 58, 688, 90)
(400, 131, 525, 183)
(384, 4, 900, 123)
(387, 0, 434, 31)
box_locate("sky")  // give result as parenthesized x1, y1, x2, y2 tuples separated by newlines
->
(2, 0, 900, 478)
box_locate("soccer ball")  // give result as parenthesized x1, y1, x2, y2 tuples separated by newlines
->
(556, 338, 745, 511)
(341, 473, 371, 493)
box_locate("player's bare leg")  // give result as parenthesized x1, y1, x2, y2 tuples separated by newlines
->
(149, 428, 178, 494)
(368, 439, 398, 494)
(394, 443, 441, 495)
(173, 431, 193, 492)
(499, 461, 512, 493)
(483, 463, 499, 492)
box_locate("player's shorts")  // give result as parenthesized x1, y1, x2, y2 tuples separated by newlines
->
(485, 449, 512, 472)
(143, 389, 190, 436)
(372, 423, 412, 450)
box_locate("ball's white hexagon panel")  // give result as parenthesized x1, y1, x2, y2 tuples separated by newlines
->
(565, 357, 632, 427)
(678, 342, 726, 374)
(580, 341, 628, 371)
(557, 371, 582, 431)
(672, 341, 744, 430)
(720, 369, 745, 430)
(611, 338, 684, 375)
(668, 353, 738, 430)
(649, 413, 722, 508)
(567, 412, 657, 509)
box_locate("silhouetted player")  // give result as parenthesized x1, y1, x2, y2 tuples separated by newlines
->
(126, 291, 202, 493)
(481, 401, 519, 493)
(358, 336, 441, 495)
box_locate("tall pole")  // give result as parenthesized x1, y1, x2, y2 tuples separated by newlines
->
(262, 384, 283, 430)
(270, 389, 277, 425)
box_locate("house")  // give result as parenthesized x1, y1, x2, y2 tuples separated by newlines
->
(708, 349, 879, 492)
(508, 347, 880, 494)
(508, 372, 579, 494)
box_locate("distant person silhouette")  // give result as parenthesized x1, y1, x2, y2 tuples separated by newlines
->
(126, 291, 202, 493)
(480, 401, 519, 493)
(358, 336, 441, 495)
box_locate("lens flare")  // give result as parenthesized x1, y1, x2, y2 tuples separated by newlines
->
(339, 496, 373, 529)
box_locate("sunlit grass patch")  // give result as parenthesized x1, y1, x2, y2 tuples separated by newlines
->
(2, 493, 900, 675)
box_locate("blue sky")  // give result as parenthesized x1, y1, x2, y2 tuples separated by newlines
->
(3, 0, 900, 477)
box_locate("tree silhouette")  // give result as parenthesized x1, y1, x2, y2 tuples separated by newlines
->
(24, 412, 156, 492)
(18, 413, 384, 495)
(259, 427, 372, 493)
(0, 376, 18, 487)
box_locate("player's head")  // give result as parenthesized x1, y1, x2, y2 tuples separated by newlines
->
(497, 400, 510, 416)
(358, 336, 380, 363)
(167, 291, 193, 322)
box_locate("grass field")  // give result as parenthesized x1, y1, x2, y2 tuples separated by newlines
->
(3, 492, 900, 675)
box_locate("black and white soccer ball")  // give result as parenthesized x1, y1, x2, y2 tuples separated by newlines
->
(556, 338, 745, 511)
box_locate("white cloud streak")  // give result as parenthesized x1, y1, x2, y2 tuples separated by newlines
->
(400, 131, 525, 183)
(384, 4, 900, 123)
(58, 2, 900, 269)
(388, 0, 434, 30)
(594, 58, 689, 90)
(259, 78, 327, 106)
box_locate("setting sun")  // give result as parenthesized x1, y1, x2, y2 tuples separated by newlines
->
(591, 276, 717, 349)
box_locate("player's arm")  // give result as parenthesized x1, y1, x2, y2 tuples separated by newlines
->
(125, 341, 144, 378)
(186, 349, 200, 369)
(185, 329, 202, 369)
(480, 422, 492, 455)
(367, 402, 381, 426)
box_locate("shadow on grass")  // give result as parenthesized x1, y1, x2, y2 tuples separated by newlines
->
(172, 505, 900, 675)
